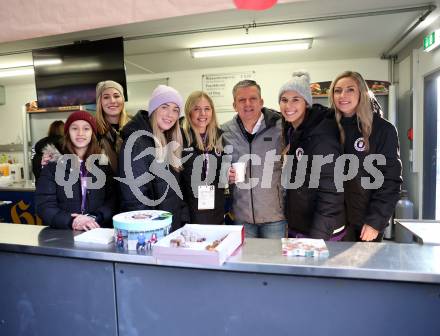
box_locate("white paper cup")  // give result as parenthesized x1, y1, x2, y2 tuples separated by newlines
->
(232, 162, 246, 183)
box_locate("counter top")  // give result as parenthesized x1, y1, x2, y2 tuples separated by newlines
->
(0, 180, 35, 191)
(396, 220, 440, 245)
(1, 223, 440, 284)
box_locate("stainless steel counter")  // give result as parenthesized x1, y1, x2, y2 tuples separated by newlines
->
(396, 219, 440, 245)
(1, 223, 439, 284)
(0, 179, 35, 191)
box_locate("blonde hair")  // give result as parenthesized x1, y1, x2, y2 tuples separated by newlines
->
(150, 109, 183, 171)
(329, 71, 373, 152)
(182, 91, 223, 153)
(96, 88, 129, 135)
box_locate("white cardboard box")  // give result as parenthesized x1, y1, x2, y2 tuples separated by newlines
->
(152, 224, 244, 265)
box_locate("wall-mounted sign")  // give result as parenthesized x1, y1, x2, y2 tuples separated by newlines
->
(202, 71, 255, 111)
(424, 30, 440, 52)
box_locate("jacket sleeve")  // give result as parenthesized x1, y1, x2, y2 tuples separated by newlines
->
(309, 135, 345, 239)
(31, 151, 42, 180)
(89, 165, 117, 228)
(118, 136, 156, 211)
(362, 124, 402, 231)
(35, 163, 74, 229)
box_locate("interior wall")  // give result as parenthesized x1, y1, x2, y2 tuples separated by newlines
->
(0, 84, 35, 145)
(161, 57, 388, 124)
(0, 56, 388, 146)
(397, 55, 420, 218)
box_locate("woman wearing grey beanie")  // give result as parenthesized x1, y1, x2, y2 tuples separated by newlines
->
(280, 71, 345, 240)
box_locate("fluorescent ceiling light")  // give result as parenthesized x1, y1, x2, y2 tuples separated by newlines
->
(0, 67, 34, 78)
(191, 39, 312, 58)
(0, 61, 33, 69)
(0, 58, 62, 70)
(33, 59, 63, 66)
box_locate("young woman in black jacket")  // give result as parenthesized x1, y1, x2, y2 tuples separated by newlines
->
(118, 85, 188, 231)
(280, 72, 345, 240)
(95, 80, 130, 174)
(181, 91, 225, 224)
(35, 110, 116, 230)
(329, 71, 402, 242)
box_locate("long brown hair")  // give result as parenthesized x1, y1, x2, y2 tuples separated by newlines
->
(182, 91, 223, 153)
(329, 71, 373, 151)
(63, 132, 102, 165)
(48, 120, 64, 137)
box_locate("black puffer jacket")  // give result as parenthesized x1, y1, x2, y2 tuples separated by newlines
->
(118, 110, 188, 231)
(35, 151, 116, 229)
(181, 127, 225, 224)
(284, 104, 345, 239)
(341, 113, 402, 233)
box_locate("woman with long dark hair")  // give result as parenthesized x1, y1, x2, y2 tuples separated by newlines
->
(280, 71, 345, 240)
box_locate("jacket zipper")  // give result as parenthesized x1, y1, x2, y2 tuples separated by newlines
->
(249, 141, 256, 224)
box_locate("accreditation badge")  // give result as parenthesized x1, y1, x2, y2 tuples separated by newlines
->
(198, 185, 215, 210)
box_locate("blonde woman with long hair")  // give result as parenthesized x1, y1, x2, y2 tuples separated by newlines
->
(118, 85, 187, 231)
(95, 80, 130, 173)
(181, 91, 225, 224)
(329, 71, 402, 242)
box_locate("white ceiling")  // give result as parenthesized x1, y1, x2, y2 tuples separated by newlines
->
(0, 0, 438, 86)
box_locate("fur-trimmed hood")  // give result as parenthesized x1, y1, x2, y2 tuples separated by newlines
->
(42, 144, 109, 166)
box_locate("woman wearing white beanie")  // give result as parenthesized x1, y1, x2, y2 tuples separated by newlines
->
(118, 85, 188, 231)
(280, 71, 345, 240)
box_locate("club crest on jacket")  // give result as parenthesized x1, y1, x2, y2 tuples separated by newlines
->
(354, 137, 366, 152)
(295, 147, 304, 161)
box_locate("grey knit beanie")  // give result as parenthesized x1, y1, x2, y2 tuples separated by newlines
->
(278, 71, 313, 106)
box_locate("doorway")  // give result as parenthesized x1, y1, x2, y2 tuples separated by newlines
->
(423, 71, 440, 219)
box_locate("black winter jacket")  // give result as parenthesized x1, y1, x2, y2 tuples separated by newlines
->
(35, 154, 116, 229)
(181, 127, 225, 224)
(284, 104, 345, 239)
(118, 110, 188, 231)
(341, 113, 402, 233)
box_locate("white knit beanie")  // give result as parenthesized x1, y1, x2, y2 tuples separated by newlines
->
(278, 71, 313, 106)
